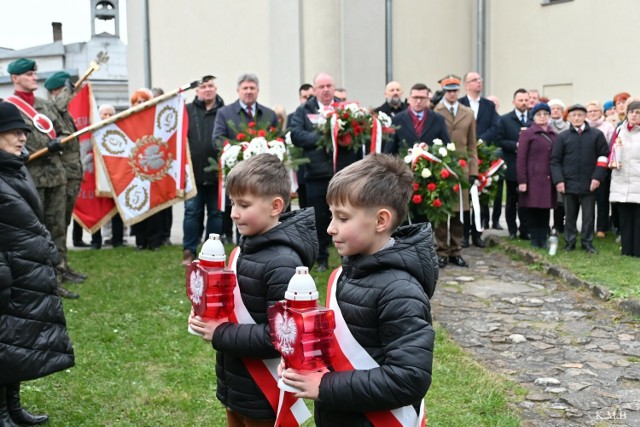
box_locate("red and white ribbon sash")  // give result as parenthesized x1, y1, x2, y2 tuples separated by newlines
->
(5, 95, 57, 139)
(326, 268, 426, 427)
(409, 142, 464, 222)
(227, 248, 311, 427)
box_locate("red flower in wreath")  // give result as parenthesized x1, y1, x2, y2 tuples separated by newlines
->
(412, 194, 423, 204)
(440, 169, 450, 179)
(257, 129, 266, 137)
(413, 182, 420, 191)
(458, 159, 467, 168)
(248, 122, 256, 128)
(453, 183, 460, 193)
(433, 199, 442, 208)
(236, 132, 246, 141)
(427, 182, 437, 192)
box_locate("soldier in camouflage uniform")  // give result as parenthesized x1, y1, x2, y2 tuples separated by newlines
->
(45, 71, 88, 285)
(6, 58, 79, 299)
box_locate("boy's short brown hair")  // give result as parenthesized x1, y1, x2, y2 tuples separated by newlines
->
(327, 153, 412, 229)
(225, 153, 291, 208)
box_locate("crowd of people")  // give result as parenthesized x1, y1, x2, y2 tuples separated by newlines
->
(1, 53, 639, 425)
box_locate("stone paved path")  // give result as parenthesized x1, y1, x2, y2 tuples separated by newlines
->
(432, 245, 640, 427)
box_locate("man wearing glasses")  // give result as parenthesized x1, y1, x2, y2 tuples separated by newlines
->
(384, 83, 450, 155)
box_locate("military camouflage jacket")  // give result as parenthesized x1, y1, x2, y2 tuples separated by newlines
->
(21, 97, 68, 188)
(50, 87, 82, 180)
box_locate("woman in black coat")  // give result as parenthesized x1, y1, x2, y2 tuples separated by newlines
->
(517, 103, 557, 248)
(0, 102, 74, 426)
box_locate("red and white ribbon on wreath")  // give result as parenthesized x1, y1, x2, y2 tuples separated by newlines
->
(226, 248, 312, 427)
(217, 141, 229, 211)
(370, 116, 382, 155)
(471, 158, 506, 232)
(326, 267, 426, 427)
(408, 142, 464, 222)
(329, 112, 383, 173)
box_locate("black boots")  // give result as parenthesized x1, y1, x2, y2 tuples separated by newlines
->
(530, 228, 548, 249)
(0, 387, 17, 427)
(5, 383, 48, 426)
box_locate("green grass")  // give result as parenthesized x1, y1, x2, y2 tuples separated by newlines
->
(18, 245, 521, 426)
(502, 233, 640, 299)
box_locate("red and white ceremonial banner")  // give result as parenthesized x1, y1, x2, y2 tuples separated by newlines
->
(68, 84, 117, 233)
(326, 268, 426, 427)
(92, 94, 194, 226)
(227, 248, 312, 427)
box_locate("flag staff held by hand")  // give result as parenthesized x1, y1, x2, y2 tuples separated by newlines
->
(28, 80, 199, 162)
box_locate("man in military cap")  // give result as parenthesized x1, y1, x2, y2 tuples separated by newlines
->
(433, 74, 479, 268)
(5, 58, 79, 299)
(45, 71, 88, 284)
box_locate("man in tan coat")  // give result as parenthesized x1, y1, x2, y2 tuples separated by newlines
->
(433, 74, 479, 268)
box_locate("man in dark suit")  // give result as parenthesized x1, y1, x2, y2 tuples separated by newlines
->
(290, 73, 361, 272)
(286, 83, 314, 209)
(459, 71, 501, 245)
(496, 88, 531, 240)
(213, 73, 278, 143)
(384, 83, 450, 155)
(212, 73, 279, 243)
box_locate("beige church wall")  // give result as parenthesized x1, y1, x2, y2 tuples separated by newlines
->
(487, 0, 640, 114)
(391, 0, 474, 96)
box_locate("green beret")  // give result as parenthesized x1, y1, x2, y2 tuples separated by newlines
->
(7, 58, 37, 75)
(45, 71, 71, 91)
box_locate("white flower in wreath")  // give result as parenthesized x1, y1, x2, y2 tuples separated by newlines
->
(438, 147, 448, 157)
(421, 168, 432, 178)
(221, 145, 242, 169)
(377, 111, 392, 127)
(433, 138, 443, 146)
(285, 131, 293, 146)
(244, 137, 269, 160)
(316, 115, 327, 127)
(493, 175, 500, 182)
(337, 119, 346, 130)
(446, 142, 456, 152)
(345, 103, 360, 113)
(404, 154, 413, 164)
(267, 140, 287, 160)
(486, 177, 493, 187)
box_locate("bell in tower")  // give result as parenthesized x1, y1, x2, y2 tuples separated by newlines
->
(91, 0, 120, 38)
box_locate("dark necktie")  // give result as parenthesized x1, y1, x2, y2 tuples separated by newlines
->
(246, 105, 253, 119)
(520, 113, 526, 125)
(450, 106, 455, 118)
(576, 127, 582, 135)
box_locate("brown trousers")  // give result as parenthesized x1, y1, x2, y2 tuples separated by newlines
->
(435, 214, 464, 257)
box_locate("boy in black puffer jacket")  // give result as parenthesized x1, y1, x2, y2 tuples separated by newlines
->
(189, 153, 318, 426)
(281, 153, 438, 427)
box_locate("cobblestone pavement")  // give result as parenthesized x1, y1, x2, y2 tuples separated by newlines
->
(432, 245, 640, 427)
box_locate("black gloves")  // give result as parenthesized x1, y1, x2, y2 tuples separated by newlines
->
(47, 138, 63, 154)
(469, 175, 478, 185)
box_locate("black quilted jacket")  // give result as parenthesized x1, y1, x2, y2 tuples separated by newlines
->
(315, 223, 438, 427)
(212, 207, 318, 420)
(0, 150, 74, 385)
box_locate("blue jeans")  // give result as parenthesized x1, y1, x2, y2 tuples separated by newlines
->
(183, 185, 223, 254)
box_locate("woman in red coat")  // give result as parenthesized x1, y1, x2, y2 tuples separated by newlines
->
(517, 103, 557, 248)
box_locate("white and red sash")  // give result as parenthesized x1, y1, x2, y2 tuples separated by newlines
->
(226, 248, 311, 427)
(326, 268, 426, 427)
(5, 95, 57, 139)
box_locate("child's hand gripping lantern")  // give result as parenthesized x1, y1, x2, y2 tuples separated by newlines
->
(268, 266, 336, 392)
(186, 233, 236, 336)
